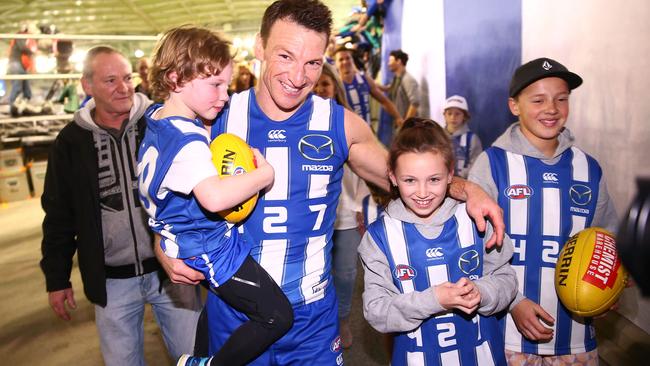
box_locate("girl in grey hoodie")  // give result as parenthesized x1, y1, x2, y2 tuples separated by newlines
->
(359, 118, 517, 366)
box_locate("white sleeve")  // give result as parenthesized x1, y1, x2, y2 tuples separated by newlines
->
(161, 140, 218, 195)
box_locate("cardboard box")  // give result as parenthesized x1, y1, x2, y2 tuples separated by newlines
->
(28, 160, 48, 197)
(0, 148, 24, 171)
(0, 167, 31, 203)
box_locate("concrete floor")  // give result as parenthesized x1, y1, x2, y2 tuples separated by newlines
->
(1, 198, 649, 365)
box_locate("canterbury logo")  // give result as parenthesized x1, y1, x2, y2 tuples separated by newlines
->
(426, 247, 443, 258)
(268, 129, 286, 140)
(543, 172, 558, 182)
(542, 60, 552, 70)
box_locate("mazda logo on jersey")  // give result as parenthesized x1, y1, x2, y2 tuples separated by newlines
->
(505, 184, 533, 200)
(458, 250, 480, 274)
(298, 134, 334, 161)
(394, 264, 417, 281)
(570, 184, 592, 206)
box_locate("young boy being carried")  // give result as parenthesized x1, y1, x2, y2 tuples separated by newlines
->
(137, 26, 293, 366)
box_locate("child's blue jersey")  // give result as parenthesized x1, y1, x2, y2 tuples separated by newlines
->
(343, 72, 371, 124)
(452, 131, 474, 172)
(362, 194, 384, 227)
(366, 206, 506, 366)
(212, 90, 348, 305)
(485, 146, 601, 355)
(137, 105, 248, 286)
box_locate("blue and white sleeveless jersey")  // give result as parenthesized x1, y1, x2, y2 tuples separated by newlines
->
(367, 205, 506, 366)
(452, 131, 473, 172)
(212, 89, 348, 305)
(485, 146, 601, 355)
(343, 72, 371, 124)
(362, 194, 384, 227)
(137, 105, 248, 286)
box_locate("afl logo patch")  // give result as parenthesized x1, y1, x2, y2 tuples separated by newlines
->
(570, 184, 592, 206)
(330, 335, 342, 353)
(233, 166, 246, 175)
(394, 264, 416, 281)
(505, 184, 533, 200)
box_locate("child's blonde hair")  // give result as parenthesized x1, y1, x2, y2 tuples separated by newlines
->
(149, 26, 231, 101)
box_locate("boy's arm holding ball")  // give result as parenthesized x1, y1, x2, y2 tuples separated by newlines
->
(193, 148, 274, 213)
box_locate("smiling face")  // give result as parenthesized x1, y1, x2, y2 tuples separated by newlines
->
(389, 151, 453, 221)
(174, 61, 233, 121)
(334, 49, 355, 77)
(255, 18, 327, 120)
(314, 73, 336, 99)
(509, 77, 570, 156)
(82, 52, 134, 118)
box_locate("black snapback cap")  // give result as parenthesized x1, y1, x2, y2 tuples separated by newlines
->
(509, 58, 583, 97)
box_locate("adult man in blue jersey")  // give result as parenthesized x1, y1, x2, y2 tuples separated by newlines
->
(156, 0, 505, 364)
(334, 46, 403, 130)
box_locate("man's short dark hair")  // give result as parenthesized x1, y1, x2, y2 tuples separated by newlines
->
(390, 49, 409, 66)
(260, 0, 332, 47)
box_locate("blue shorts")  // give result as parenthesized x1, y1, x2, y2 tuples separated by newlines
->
(206, 287, 343, 365)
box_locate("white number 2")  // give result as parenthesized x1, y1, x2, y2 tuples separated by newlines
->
(437, 322, 457, 347)
(263, 206, 288, 233)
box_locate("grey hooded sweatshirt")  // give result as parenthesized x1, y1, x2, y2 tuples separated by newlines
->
(358, 197, 517, 333)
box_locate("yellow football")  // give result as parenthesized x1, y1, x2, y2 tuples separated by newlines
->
(210, 133, 258, 223)
(555, 227, 628, 317)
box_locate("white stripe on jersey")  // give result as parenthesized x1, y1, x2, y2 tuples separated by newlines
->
(538, 266, 558, 354)
(309, 97, 330, 131)
(300, 234, 327, 302)
(427, 265, 449, 286)
(570, 215, 587, 237)
(453, 204, 475, 248)
(505, 265, 525, 351)
(407, 352, 425, 366)
(476, 340, 495, 366)
(259, 239, 288, 285)
(225, 90, 250, 139)
(460, 133, 468, 148)
(265, 147, 289, 200)
(308, 174, 330, 199)
(506, 152, 528, 235)
(384, 217, 415, 293)
(440, 349, 460, 365)
(571, 147, 589, 182)
(169, 118, 210, 139)
(543, 187, 561, 236)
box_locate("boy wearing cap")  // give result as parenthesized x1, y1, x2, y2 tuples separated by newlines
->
(444, 95, 483, 178)
(468, 58, 618, 365)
